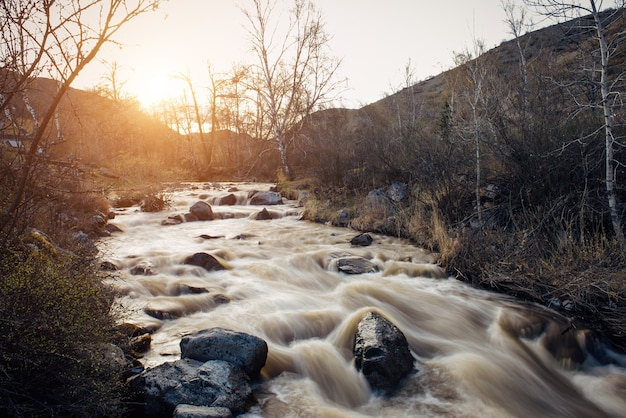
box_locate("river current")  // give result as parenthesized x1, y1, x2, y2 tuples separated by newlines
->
(99, 182, 626, 418)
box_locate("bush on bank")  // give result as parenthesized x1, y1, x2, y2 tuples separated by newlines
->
(0, 248, 124, 417)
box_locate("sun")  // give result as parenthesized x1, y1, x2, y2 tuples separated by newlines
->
(133, 72, 184, 109)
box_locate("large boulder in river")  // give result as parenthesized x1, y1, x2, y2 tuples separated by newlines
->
(129, 358, 253, 417)
(353, 312, 415, 390)
(190, 201, 214, 221)
(249, 190, 282, 205)
(337, 257, 378, 274)
(183, 252, 225, 272)
(180, 328, 268, 378)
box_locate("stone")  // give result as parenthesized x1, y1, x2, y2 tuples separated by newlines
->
(183, 252, 225, 272)
(130, 261, 155, 276)
(217, 193, 237, 206)
(184, 213, 199, 222)
(129, 358, 253, 417)
(100, 260, 119, 271)
(350, 233, 373, 247)
(333, 209, 350, 227)
(337, 257, 378, 274)
(254, 208, 273, 220)
(104, 223, 123, 233)
(180, 328, 268, 378)
(386, 182, 408, 203)
(174, 404, 233, 418)
(190, 201, 214, 221)
(297, 191, 310, 207)
(353, 312, 414, 390)
(364, 189, 393, 214)
(249, 190, 282, 205)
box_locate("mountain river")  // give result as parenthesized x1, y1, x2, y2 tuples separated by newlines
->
(98, 182, 626, 418)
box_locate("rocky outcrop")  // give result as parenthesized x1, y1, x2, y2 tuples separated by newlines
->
(353, 312, 415, 391)
(129, 328, 268, 417)
(183, 252, 225, 272)
(190, 201, 214, 221)
(180, 328, 268, 378)
(129, 359, 253, 417)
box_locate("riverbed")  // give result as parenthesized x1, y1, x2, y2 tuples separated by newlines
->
(98, 182, 626, 417)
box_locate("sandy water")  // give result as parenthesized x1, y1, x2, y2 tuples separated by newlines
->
(98, 182, 626, 417)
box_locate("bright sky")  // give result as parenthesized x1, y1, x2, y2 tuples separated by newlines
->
(75, 0, 524, 109)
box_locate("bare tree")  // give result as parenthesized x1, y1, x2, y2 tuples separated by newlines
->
(0, 0, 161, 243)
(242, 0, 342, 180)
(453, 38, 490, 225)
(524, 0, 626, 243)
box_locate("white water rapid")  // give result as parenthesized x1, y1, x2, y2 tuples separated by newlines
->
(99, 183, 626, 418)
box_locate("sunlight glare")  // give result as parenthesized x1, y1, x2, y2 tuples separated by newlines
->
(134, 72, 184, 109)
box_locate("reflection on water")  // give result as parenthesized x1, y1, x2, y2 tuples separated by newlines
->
(99, 183, 626, 418)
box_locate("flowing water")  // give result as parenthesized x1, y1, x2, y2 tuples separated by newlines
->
(99, 183, 626, 418)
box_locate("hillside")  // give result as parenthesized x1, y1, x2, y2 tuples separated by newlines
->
(293, 8, 626, 350)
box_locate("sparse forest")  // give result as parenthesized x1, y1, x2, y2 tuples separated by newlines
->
(1, 0, 625, 415)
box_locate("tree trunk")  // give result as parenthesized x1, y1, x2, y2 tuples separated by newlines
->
(592, 1, 625, 243)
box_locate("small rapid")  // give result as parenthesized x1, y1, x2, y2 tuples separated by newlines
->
(99, 183, 626, 418)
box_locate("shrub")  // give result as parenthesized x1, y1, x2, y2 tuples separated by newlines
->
(0, 250, 124, 417)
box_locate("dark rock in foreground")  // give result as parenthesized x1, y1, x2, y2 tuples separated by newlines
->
(354, 311, 415, 390)
(129, 358, 253, 417)
(180, 328, 268, 378)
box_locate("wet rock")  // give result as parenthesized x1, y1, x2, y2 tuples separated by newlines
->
(254, 208, 273, 220)
(100, 260, 119, 271)
(130, 261, 155, 276)
(116, 322, 154, 338)
(217, 193, 237, 206)
(184, 213, 199, 222)
(198, 234, 224, 240)
(190, 201, 214, 221)
(104, 223, 123, 234)
(128, 358, 253, 417)
(183, 252, 225, 272)
(90, 214, 107, 230)
(180, 328, 268, 378)
(350, 233, 373, 247)
(174, 404, 233, 418)
(337, 257, 378, 274)
(249, 190, 282, 205)
(130, 333, 152, 353)
(353, 312, 415, 390)
(144, 307, 180, 320)
(178, 284, 209, 294)
(162, 215, 183, 226)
